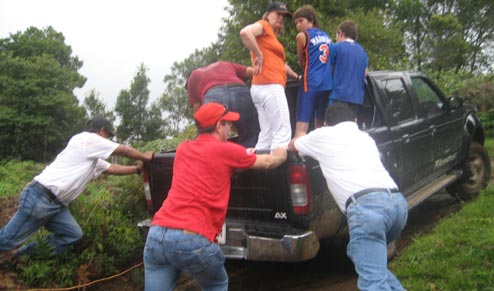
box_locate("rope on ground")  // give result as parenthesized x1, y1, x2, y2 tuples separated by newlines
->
(22, 261, 144, 291)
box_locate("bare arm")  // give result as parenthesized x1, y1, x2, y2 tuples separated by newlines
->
(285, 63, 299, 80)
(113, 144, 153, 162)
(105, 164, 140, 175)
(296, 31, 307, 68)
(288, 136, 300, 152)
(245, 66, 254, 79)
(250, 147, 287, 169)
(240, 22, 264, 75)
(192, 102, 202, 113)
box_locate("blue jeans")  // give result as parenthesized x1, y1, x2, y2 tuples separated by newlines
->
(0, 182, 83, 255)
(204, 84, 259, 148)
(144, 225, 228, 291)
(346, 191, 408, 291)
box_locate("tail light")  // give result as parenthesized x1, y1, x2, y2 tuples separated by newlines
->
(142, 165, 153, 214)
(288, 164, 311, 215)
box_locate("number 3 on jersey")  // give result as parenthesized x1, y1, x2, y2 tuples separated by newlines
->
(319, 44, 329, 63)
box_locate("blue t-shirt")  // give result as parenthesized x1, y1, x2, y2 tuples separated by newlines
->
(329, 40, 368, 105)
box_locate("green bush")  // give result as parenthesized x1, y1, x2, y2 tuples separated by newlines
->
(134, 124, 197, 153)
(0, 160, 44, 199)
(478, 110, 494, 138)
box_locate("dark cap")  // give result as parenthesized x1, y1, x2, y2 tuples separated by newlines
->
(266, 2, 292, 15)
(194, 102, 239, 128)
(86, 116, 115, 137)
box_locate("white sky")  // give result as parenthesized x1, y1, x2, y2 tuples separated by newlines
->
(0, 0, 229, 108)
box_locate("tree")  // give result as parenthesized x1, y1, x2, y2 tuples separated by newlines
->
(428, 0, 494, 72)
(141, 100, 165, 141)
(393, 0, 494, 72)
(83, 89, 115, 123)
(0, 26, 86, 162)
(115, 64, 163, 143)
(425, 14, 469, 72)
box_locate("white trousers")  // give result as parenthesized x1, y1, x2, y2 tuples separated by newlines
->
(251, 84, 291, 150)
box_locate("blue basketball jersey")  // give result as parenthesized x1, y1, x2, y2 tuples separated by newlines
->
(302, 28, 333, 92)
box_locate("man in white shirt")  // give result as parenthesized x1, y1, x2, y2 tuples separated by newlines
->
(289, 102, 408, 291)
(0, 117, 154, 258)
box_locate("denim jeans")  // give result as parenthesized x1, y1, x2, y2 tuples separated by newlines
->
(204, 84, 260, 148)
(0, 183, 83, 255)
(144, 225, 228, 291)
(346, 191, 408, 291)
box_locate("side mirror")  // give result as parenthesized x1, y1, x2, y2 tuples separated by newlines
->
(447, 96, 463, 110)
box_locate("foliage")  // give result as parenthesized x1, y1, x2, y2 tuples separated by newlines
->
(477, 110, 494, 138)
(83, 89, 116, 123)
(0, 160, 44, 199)
(425, 14, 469, 72)
(391, 186, 494, 290)
(134, 124, 198, 153)
(0, 161, 148, 288)
(115, 64, 164, 143)
(0, 26, 87, 162)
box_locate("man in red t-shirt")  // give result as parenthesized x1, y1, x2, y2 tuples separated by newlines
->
(186, 61, 259, 148)
(143, 102, 287, 291)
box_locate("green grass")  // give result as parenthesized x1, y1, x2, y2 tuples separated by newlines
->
(390, 137, 493, 291)
(391, 185, 494, 291)
(485, 138, 493, 155)
(0, 160, 44, 199)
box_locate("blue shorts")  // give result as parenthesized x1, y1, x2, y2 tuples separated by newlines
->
(297, 87, 330, 122)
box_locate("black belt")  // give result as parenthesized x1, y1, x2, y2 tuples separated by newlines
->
(345, 188, 399, 209)
(31, 181, 61, 205)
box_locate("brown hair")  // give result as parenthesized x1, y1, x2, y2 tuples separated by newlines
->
(338, 20, 359, 40)
(293, 5, 318, 27)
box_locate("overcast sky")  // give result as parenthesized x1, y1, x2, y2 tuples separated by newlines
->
(0, 0, 229, 108)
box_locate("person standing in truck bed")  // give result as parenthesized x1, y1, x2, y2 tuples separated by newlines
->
(143, 102, 287, 291)
(292, 4, 333, 138)
(186, 61, 259, 148)
(329, 20, 368, 115)
(240, 1, 298, 150)
(289, 102, 408, 291)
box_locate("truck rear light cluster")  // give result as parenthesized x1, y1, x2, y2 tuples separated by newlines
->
(142, 166, 153, 214)
(288, 165, 312, 215)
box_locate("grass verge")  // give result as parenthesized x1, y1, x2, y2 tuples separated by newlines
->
(391, 137, 493, 290)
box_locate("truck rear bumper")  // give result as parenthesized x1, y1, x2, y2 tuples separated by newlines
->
(137, 219, 320, 262)
(222, 226, 320, 262)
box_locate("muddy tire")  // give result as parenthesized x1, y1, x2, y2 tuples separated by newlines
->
(446, 142, 491, 200)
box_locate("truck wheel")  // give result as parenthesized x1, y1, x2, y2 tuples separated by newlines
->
(447, 142, 491, 200)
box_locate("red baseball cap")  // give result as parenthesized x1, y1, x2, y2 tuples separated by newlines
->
(194, 102, 240, 128)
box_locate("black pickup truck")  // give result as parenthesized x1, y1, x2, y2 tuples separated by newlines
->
(138, 71, 491, 262)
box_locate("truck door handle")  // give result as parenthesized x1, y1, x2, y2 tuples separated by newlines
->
(402, 134, 410, 143)
(429, 125, 436, 135)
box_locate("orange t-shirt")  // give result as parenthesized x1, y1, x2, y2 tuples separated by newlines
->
(251, 20, 287, 87)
